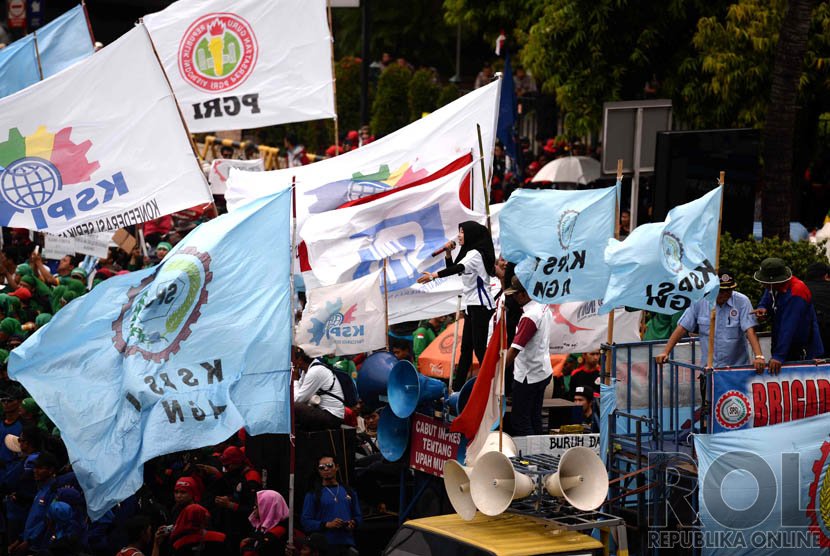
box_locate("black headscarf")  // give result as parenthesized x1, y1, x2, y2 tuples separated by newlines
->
(454, 221, 496, 276)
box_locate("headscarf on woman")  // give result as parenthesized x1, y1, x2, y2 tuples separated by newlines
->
(249, 490, 289, 531)
(454, 221, 496, 276)
(35, 313, 51, 329)
(171, 503, 226, 551)
(0, 318, 25, 339)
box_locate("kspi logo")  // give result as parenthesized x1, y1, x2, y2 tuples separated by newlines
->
(0, 126, 129, 229)
(558, 209, 579, 250)
(660, 230, 684, 274)
(808, 440, 830, 548)
(308, 299, 364, 345)
(112, 247, 213, 363)
(179, 13, 258, 93)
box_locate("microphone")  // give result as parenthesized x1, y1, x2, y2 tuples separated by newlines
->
(431, 241, 456, 258)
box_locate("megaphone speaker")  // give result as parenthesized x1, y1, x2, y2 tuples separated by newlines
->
(544, 446, 609, 512)
(443, 459, 476, 521)
(470, 451, 534, 516)
(376, 407, 409, 462)
(447, 377, 476, 416)
(388, 360, 447, 418)
(357, 351, 398, 410)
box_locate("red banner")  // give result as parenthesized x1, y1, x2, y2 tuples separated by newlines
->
(409, 413, 465, 478)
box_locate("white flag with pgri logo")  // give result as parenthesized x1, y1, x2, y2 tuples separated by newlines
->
(0, 25, 211, 236)
(296, 270, 387, 357)
(144, 0, 335, 133)
(300, 164, 482, 287)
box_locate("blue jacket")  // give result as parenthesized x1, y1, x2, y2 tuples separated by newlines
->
(758, 277, 824, 362)
(301, 484, 362, 547)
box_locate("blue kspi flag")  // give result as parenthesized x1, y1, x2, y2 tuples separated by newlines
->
(9, 189, 292, 519)
(600, 186, 722, 315)
(695, 412, 830, 555)
(0, 5, 94, 99)
(497, 51, 517, 161)
(500, 185, 617, 304)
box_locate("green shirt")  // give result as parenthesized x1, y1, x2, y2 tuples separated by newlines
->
(412, 326, 437, 364)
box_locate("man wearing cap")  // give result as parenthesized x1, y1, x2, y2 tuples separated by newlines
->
(753, 258, 824, 373)
(573, 385, 599, 433)
(655, 270, 765, 372)
(504, 276, 554, 436)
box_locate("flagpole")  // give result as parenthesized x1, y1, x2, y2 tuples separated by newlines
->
(383, 258, 390, 351)
(287, 178, 298, 549)
(497, 302, 507, 453)
(477, 124, 492, 230)
(705, 171, 726, 372)
(448, 294, 462, 394)
(327, 0, 340, 156)
(469, 148, 476, 212)
(605, 159, 623, 381)
(81, 0, 97, 47)
(32, 31, 44, 80)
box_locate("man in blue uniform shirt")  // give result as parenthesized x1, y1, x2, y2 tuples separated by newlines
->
(655, 270, 765, 371)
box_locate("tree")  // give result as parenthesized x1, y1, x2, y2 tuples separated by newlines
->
(408, 69, 441, 121)
(335, 56, 364, 133)
(371, 65, 413, 137)
(762, 0, 818, 239)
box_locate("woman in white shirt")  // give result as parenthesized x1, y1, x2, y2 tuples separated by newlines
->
(418, 221, 496, 391)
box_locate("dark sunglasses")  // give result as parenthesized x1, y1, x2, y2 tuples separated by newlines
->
(318, 463, 335, 470)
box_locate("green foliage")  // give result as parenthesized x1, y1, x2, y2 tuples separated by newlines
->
(335, 56, 364, 132)
(408, 69, 441, 121)
(720, 233, 828, 304)
(371, 65, 413, 137)
(676, 0, 830, 129)
(436, 84, 460, 108)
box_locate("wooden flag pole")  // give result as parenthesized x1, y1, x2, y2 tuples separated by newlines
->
(287, 178, 297, 549)
(447, 294, 463, 394)
(605, 159, 623, 381)
(477, 124, 492, 231)
(32, 32, 44, 80)
(383, 258, 390, 351)
(497, 302, 507, 453)
(706, 171, 726, 371)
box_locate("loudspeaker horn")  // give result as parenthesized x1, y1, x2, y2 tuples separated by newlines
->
(388, 360, 448, 418)
(446, 377, 476, 416)
(356, 351, 399, 410)
(470, 451, 535, 516)
(443, 459, 476, 521)
(543, 446, 609, 512)
(376, 407, 410, 462)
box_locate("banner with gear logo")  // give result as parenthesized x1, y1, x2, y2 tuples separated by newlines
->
(144, 0, 335, 133)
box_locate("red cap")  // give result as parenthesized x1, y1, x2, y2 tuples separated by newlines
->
(9, 287, 32, 301)
(346, 130, 359, 141)
(220, 446, 246, 466)
(174, 476, 202, 502)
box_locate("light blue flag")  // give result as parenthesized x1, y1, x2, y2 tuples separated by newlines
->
(0, 37, 40, 98)
(36, 4, 95, 77)
(694, 412, 830, 555)
(500, 185, 617, 304)
(9, 189, 292, 519)
(0, 5, 93, 99)
(600, 186, 722, 315)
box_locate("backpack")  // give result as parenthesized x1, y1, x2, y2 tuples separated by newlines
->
(315, 360, 359, 407)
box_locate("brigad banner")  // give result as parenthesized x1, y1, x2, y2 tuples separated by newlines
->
(296, 269, 387, 357)
(548, 301, 641, 354)
(601, 186, 722, 315)
(500, 186, 617, 304)
(9, 189, 292, 519)
(0, 4, 94, 99)
(144, 0, 334, 133)
(225, 80, 500, 222)
(300, 164, 481, 290)
(695, 412, 830, 554)
(0, 25, 211, 235)
(710, 364, 830, 434)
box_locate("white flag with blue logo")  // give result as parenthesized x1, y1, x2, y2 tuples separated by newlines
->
(296, 269, 386, 357)
(9, 188, 292, 520)
(600, 186, 722, 314)
(0, 24, 211, 235)
(695, 412, 830, 555)
(500, 186, 617, 304)
(299, 164, 483, 297)
(0, 4, 94, 99)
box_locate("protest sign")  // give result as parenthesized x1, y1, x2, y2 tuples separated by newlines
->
(513, 433, 600, 458)
(409, 413, 466, 478)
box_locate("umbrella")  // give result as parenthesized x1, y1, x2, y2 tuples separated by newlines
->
(418, 326, 479, 379)
(532, 156, 601, 185)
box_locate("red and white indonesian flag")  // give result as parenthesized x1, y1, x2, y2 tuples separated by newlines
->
(548, 301, 642, 353)
(0, 25, 210, 235)
(208, 158, 263, 194)
(144, 0, 334, 133)
(296, 270, 387, 357)
(299, 164, 484, 322)
(225, 80, 501, 221)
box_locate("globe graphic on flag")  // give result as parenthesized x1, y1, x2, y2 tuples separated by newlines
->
(0, 157, 62, 209)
